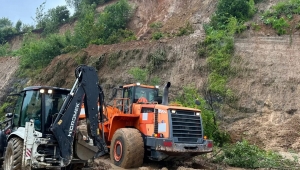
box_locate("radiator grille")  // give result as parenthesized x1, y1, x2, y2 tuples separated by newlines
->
(171, 110, 203, 143)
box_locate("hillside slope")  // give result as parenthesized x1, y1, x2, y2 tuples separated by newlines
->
(228, 35, 300, 152)
(0, 57, 19, 105)
(1, 0, 300, 168)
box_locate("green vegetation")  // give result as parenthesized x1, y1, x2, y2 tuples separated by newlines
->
(0, 102, 10, 118)
(201, 18, 238, 99)
(66, 0, 111, 15)
(17, 0, 133, 77)
(261, 0, 300, 35)
(146, 48, 167, 73)
(176, 22, 194, 36)
(198, 0, 257, 147)
(150, 22, 163, 29)
(35, 2, 70, 36)
(128, 67, 161, 85)
(67, 0, 134, 48)
(0, 17, 19, 45)
(210, 0, 256, 30)
(152, 32, 164, 40)
(0, 43, 11, 56)
(195, 0, 300, 168)
(213, 140, 298, 168)
(201, 0, 255, 100)
(128, 67, 148, 83)
(150, 22, 164, 40)
(18, 33, 69, 74)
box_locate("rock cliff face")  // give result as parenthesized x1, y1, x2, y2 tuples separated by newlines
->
(227, 35, 300, 151)
(1, 0, 300, 154)
(0, 57, 19, 105)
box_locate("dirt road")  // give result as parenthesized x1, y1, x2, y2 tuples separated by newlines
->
(92, 154, 221, 170)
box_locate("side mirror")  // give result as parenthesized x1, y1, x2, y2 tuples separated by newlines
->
(5, 113, 13, 118)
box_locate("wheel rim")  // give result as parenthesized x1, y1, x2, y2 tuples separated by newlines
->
(5, 147, 13, 170)
(114, 140, 122, 161)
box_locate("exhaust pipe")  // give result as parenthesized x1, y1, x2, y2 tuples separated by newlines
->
(162, 82, 171, 105)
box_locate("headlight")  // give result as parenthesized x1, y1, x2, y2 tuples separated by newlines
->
(196, 112, 200, 116)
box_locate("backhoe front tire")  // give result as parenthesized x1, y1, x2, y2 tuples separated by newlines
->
(110, 128, 144, 169)
(3, 137, 23, 170)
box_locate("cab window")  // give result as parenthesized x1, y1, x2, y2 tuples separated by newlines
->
(20, 90, 42, 131)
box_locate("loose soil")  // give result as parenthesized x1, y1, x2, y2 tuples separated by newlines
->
(1, 0, 300, 169)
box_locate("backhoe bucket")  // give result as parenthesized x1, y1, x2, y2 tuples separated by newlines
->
(74, 124, 98, 160)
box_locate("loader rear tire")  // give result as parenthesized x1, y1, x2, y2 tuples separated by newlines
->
(110, 128, 144, 168)
(3, 137, 23, 170)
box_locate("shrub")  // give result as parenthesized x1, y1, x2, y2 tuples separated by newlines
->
(176, 22, 194, 36)
(152, 32, 164, 40)
(128, 67, 148, 83)
(261, 0, 300, 35)
(147, 48, 167, 73)
(19, 33, 68, 70)
(72, 0, 132, 47)
(0, 43, 10, 56)
(210, 0, 255, 30)
(150, 22, 163, 29)
(213, 140, 298, 168)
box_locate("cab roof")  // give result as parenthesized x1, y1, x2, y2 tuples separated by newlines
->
(23, 86, 70, 92)
(123, 83, 156, 88)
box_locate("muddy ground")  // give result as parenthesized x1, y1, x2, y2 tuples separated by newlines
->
(2, 0, 300, 169)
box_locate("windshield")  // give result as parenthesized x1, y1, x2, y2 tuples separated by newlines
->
(135, 87, 158, 102)
(20, 90, 42, 130)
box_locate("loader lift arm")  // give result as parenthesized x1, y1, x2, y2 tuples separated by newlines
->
(50, 65, 108, 166)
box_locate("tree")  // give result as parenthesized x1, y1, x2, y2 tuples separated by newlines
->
(217, 0, 251, 20)
(50, 6, 70, 24)
(15, 20, 22, 32)
(65, 0, 108, 14)
(97, 0, 132, 40)
(35, 1, 47, 29)
(0, 17, 13, 29)
(36, 5, 70, 35)
(210, 0, 253, 30)
(0, 18, 16, 44)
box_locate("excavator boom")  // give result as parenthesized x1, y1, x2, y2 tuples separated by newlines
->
(50, 65, 108, 166)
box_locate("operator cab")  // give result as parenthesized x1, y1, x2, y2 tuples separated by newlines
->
(122, 83, 161, 103)
(119, 83, 162, 113)
(12, 86, 70, 134)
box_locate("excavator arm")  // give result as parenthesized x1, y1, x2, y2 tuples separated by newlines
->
(51, 65, 108, 166)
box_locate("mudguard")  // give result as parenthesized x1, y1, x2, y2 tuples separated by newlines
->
(8, 127, 25, 140)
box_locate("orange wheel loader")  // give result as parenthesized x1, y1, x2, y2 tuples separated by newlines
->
(81, 80, 213, 168)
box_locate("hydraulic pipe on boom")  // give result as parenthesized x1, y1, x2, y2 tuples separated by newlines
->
(50, 65, 108, 166)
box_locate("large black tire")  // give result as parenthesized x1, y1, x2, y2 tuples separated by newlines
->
(110, 128, 144, 169)
(3, 137, 23, 170)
